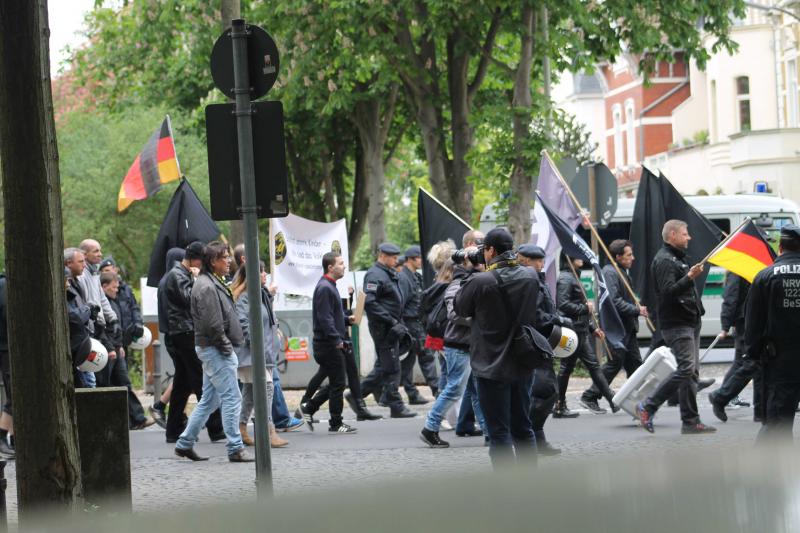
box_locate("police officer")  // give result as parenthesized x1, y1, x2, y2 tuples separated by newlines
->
(709, 272, 763, 423)
(398, 245, 439, 404)
(516, 244, 569, 455)
(580, 239, 646, 412)
(357, 243, 416, 418)
(746, 224, 800, 441)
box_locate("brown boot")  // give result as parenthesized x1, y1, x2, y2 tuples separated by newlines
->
(239, 422, 254, 446)
(270, 423, 288, 448)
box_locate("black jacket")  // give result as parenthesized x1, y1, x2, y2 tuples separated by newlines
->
(398, 267, 423, 320)
(116, 281, 143, 345)
(363, 262, 403, 328)
(164, 263, 195, 335)
(106, 297, 125, 350)
(454, 254, 540, 382)
(66, 281, 93, 365)
(652, 244, 704, 330)
(557, 269, 592, 333)
(535, 270, 569, 337)
(603, 264, 640, 334)
(720, 273, 749, 333)
(312, 275, 347, 347)
(443, 266, 473, 350)
(191, 272, 244, 355)
(0, 274, 7, 352)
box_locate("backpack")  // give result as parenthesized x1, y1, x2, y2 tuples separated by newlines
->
(421, 282, 449, 338)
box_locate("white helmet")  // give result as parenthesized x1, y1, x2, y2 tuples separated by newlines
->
(552, 327, 579, 358)
(78, 338, 109, 372)
(130, 326, 153, 350)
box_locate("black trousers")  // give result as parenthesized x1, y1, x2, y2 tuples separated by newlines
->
(164, 332, 223, 440)
(712, 335, 763, 416)
(644, 325, 701, 425)
(305, 344, 347, 427)
(757, 371, 800, 443)
(476, 374, 536, 468)
(556, 331, 615, 404)
(530, 362, 558, 442)
(360, 323, 404, 413)
(400, 320, 439, 397)
(305, 343, 363, 406)
(582, 329, 642, 403)
(95, 351, 146, 428)
(0, 350, 11, 416)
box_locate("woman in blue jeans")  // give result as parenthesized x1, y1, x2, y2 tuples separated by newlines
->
(420, 257, 486, 448)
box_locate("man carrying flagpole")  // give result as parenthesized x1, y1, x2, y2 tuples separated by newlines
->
(635, 220, 717, 435)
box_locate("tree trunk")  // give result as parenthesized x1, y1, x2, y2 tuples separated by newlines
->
(347, 140, 368, 265)
(508, 4, 536, 245)
(321, 150, 337, 222)
(0, 0, 83, 519)
(353, 99, 387, 254)
(447, 33, 475, 220)
(220, 0, 244, 246)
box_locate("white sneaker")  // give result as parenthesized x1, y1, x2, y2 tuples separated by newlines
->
(440, 420, 454, 431)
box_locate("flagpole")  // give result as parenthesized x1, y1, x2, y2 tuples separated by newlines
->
(565, 258, 615, 361)
(165, 114, 182, 177)
(698, 217, 751, 265)
(541, 150, 656, 332)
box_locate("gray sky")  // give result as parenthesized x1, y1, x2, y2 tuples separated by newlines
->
(48, 0, 97, 73)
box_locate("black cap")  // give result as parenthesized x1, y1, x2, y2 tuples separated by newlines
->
(780, 224, 800, 241)
(185, 241, 205, 261)
(397, 255, 406, 266)
(404, 245, 421, 258)
(518, 244, 546, 259)
(484, 228, 514, 254)
(99, 257, 117, 270)
(378, 242, 401, 255)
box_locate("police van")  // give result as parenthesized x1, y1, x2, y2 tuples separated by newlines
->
(479, 194, 800, 343)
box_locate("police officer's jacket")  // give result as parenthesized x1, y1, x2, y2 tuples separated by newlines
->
(720, 273, 749, 333)
(363, 262, 403, 328)
(652, 243, 704, 330)
(557, 269, 592, 333)
(745, 251, 800, 380)
(454, 253, 540, 382)
(398, 266, 422, 320)
(603, 264, 640, 334)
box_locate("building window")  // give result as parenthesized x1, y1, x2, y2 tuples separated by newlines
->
(736, 76, 751, 132)
(625, 99, 636, 165)
(613, 104, 623, 168)
(788, 60, 798, 127)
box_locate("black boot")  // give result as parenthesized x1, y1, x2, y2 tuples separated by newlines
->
(346, 391, 383, 421)
(552, 400, 579, 419)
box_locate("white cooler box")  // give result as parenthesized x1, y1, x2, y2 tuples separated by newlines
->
(612, 346, 677, 418)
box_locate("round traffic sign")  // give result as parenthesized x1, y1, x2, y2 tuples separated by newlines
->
(210, 23, 280, 100)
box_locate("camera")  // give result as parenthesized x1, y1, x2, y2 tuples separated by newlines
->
(452, 245, 486, 266)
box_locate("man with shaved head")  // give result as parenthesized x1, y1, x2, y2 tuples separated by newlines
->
(78, 239, 118, 330)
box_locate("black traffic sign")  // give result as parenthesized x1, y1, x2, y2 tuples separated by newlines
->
(210, 23, 280, 100)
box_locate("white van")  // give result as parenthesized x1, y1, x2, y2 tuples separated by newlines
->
(479, 194, 800, 342)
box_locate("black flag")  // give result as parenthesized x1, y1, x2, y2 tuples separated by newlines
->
(146, 179, 222, 287)
(536, 194, 626, 350)
(417, 188, 472, 288)
(629, 168, 723, 314)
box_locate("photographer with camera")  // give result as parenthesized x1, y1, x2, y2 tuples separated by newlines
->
(454, 228, 541, 467)
(420, 245, 487, 448)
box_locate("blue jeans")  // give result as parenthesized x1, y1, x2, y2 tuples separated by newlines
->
(425, 347, 483, 432)
(271, 370, 291, 428)
(176, 346, 243, 455)
(476, 373, 536, 468)
(83, 371, 97, 388)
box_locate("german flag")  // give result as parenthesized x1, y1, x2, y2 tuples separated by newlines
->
(707, 219, 776, 282)
(117, 116, 181, 212)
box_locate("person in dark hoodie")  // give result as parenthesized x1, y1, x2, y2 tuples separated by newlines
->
(420, 248, 487, 448)
(454, 229, 546, 467)
(99, 272, 155, 430)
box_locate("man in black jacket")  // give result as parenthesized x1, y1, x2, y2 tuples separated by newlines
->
(163, 241, 224, 443)
(398, 245, 439, 404)
(636, 220, 716, 434)
(454, 228, 539, 466)
(709, 273, 762, 422)
(299, 252, 357, 433)
(555, 257, 615, 416)
(581, 240, 647, 411)
(746, 225, 800, 441)
(357, 243, 416, 418)
(517, 244, 569, 455)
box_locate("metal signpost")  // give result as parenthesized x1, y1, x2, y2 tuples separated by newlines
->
(207, 19, 287, 497)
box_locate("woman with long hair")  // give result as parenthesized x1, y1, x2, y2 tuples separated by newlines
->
(231, 260, 287, 448)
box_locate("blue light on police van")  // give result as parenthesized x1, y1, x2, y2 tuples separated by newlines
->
(754, 181, 768, 193)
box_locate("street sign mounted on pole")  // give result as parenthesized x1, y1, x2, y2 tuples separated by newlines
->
(569, 162, 618, 228)
(210, 24, 280, 101)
